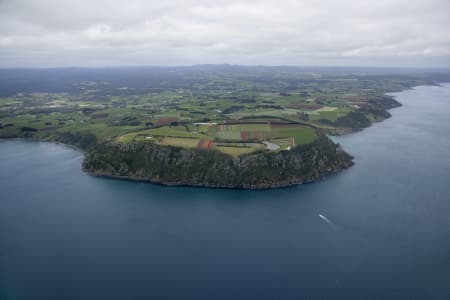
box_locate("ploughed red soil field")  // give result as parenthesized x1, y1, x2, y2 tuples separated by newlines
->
(197, 139, 213, 149)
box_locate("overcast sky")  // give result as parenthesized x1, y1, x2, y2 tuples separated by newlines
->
(0, 0, 449, 68)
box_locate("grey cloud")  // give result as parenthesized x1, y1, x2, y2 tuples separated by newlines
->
(0, 0, 449, 67)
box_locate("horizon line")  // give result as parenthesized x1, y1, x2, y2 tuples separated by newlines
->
(1, 64, 450, 71)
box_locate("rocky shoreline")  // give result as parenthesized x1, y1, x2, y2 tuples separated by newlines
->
(85, 168, 350, 190)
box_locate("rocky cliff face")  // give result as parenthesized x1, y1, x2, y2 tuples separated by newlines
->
(82, 135, 354, 189)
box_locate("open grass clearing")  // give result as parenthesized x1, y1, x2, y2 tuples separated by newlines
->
(270, 124, 317, 146)
(157, 137, 200, 148)
(215, 146, 258, 157)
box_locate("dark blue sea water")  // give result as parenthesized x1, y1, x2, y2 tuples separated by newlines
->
(1, 84, 450, 299)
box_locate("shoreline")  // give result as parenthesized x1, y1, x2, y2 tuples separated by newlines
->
(0, 136, 353, 190)
(84, 162, 354, 191)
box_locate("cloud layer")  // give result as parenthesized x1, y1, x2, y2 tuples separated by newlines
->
(1, 0, 449, 67)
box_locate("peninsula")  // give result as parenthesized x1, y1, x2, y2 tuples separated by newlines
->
(1, 66, 448, 189)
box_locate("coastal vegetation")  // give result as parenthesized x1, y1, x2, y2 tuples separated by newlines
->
(83, 135, 354, 189)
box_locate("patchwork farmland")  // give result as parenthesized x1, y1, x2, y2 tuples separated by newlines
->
(1, 66, 427, 158)
(115, 120, 318, 157)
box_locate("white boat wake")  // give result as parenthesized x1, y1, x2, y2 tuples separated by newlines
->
(318, 214, 335, 227)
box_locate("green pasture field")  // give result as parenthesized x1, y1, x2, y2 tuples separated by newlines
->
(215, 131, 242, 140)
(58, 123, 142, 140)
(269, 125, 317, 146)
(157, 137, 200, 148)
(225, 124, 271, 131)
(308, 107, 354, 122)
(117, 126, 209, 143)
(214, 146, 259, 157)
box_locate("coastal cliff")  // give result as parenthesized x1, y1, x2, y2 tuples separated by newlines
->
(82, 135, 353, 189)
